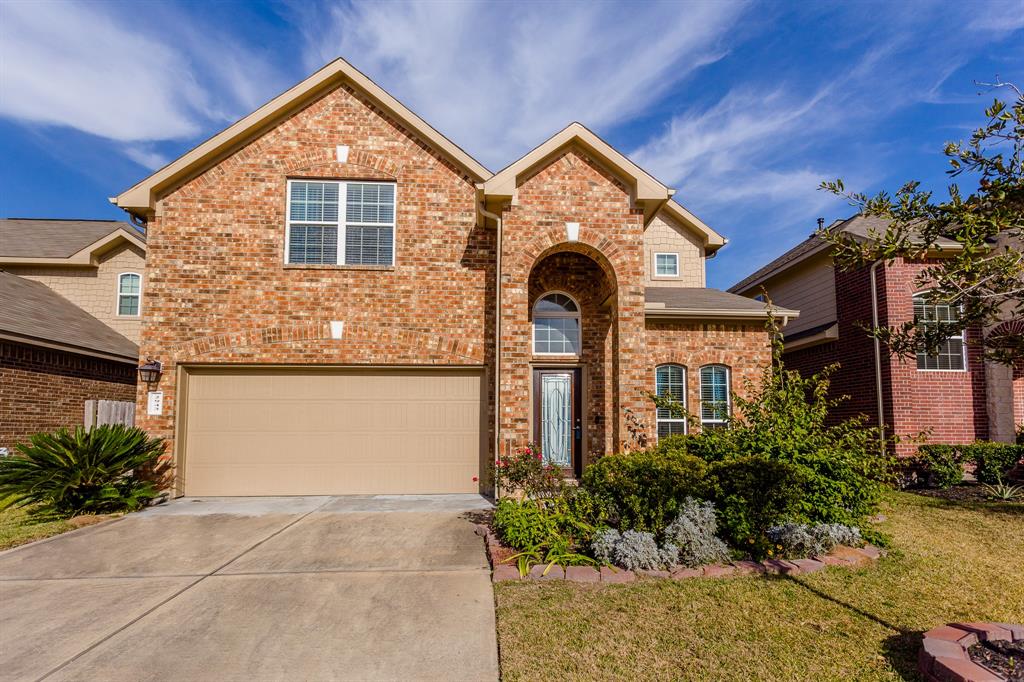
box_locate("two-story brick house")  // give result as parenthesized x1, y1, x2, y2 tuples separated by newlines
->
(730, 214, 1021, 454)
(112, 58, 795, 497)
(0, 219, 146, 450)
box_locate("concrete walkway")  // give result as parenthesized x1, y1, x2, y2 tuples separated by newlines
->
(0, 495, 498, 682)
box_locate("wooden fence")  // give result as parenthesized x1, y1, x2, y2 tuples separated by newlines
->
(84, 400, 135, 428)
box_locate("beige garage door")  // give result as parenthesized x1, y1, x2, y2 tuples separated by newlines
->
(182, 368, 484, 496)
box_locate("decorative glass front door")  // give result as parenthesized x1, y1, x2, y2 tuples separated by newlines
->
(533, 368, 580, 474)
(540, 373, 572, 467)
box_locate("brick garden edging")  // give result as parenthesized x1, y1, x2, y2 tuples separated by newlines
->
(919, 622, 1023, 682)
(475, 525, 884, 584)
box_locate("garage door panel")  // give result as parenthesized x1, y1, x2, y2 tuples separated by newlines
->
(183, 369, 483, 496)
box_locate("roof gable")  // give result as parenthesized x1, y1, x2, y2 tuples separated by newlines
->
(114, 58, 492, 217)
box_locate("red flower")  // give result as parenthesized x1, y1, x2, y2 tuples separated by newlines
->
(535, 452, 542, 461)
(472, 476, 479, 482)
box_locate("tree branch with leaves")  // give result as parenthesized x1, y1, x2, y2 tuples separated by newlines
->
(819, 79, 1023, 364)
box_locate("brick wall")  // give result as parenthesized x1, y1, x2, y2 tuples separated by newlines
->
(6, 243, 146, 343)
(137, 81, 493, 462)
(496, 146, 648, 456)
(645, 320, 772, 433)
(783, 259, 989, 454)
(0, 341, 136, 451)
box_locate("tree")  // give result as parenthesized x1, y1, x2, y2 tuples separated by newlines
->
(819, 79, 1023, 365)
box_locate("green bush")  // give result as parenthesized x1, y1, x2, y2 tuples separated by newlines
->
(493, 487, 604, 553)
(581, 449, 707, 535)
(0, 425, 168, 516)
(707, 456, 807, 558)
(960, 442, 1023, 485)
(674, 323, 894, 527)
(648, 434, 690, 457)
(915, 444, 965, 489)
(493, 498, 557, 550)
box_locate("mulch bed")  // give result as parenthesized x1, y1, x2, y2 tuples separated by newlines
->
(969, 639, 1024, 681)
(912, 483, 995, 503)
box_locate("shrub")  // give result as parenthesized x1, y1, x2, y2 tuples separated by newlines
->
(663, 498, 731, 568)
(679, 343, 893, 526)
(581, 449, 707, 535)
(590, 528, 621, 564)
(648, 434, 690, 457)
(767, 522, 862, 558)
(493, 498, 557, 550)
(961, 442, 1023, 485)
(492, 443, 565, 499)
(915, 444, 965, 489)
(0, 425, 167, 516)
(611, 530, 663, 571)
(707, 456, 807, 559)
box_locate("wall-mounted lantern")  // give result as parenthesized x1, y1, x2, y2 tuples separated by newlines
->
(137, 358, 162, 385)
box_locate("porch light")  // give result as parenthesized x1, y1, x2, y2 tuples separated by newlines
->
(138, 358, 162, 385)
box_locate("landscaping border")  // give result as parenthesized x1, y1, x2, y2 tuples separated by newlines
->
(919, 622, 1024, 682)
(476, 524, 884, 583)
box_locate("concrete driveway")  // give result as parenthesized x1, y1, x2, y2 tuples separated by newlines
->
(0, 495, 498, 682)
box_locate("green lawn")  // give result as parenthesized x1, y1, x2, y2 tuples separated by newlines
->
(0, 502, 113, 551)
(494, 491, 1024, 681)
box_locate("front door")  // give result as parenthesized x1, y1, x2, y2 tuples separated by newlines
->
(533, 368, 581, 477)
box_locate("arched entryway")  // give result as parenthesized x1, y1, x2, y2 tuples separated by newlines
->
(526, 249, 618, 473)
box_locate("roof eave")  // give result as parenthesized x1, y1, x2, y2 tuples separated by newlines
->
(114, 58, 492, 216)
(0, 331, 138, 364)
(645, 307, 800, 320)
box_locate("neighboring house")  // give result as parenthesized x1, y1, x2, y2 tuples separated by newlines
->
(0, 219, 146, 451)
(730, 214, 1021, 453)
(110, 58, 795, 498)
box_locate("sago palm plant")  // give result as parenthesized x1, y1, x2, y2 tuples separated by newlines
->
(0, 425, 168, 516)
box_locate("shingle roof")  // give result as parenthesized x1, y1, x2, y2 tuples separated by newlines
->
(645, 287, 798, 318)
(0, 271, 138, 361)
(728, 214, 961, 294)
(0, 218, 144, 259)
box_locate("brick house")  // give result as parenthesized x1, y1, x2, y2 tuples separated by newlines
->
(730, 214, 1021, 454)
(111, 58, 795, 497)
(0, 219, 145, 451)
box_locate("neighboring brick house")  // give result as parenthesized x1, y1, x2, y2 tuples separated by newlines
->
(0, 219, 145, 451)
(730, 214, 1020, 454)
(110, 58, 795, 497)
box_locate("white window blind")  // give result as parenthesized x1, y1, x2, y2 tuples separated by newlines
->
(117, 273, 141, 316)
(914, 293, 966, 370)
(655, 364, 687, 438)
(286, 180, 395, 266)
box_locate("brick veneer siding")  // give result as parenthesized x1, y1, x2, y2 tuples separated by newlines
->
(497, 147, 649, 456)
(783, 259, 989, 455)
(0, 341, 136, 451)
(645, 320, 772, 434)
(135, 82, 494, 467)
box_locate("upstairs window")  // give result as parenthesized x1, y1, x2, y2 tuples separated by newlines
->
(914, 292, 966, 371)
(655, 252, 679, 277)
(117, 273, 141, 316)
(655, 364, 687, 438)
(286, 180, 395, 266)
(533, 292, 580, 355)
(699, 365, 730, 428)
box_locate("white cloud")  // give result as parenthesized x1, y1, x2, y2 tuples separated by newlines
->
(122, 145, 170, 171)
(301, 0, 749, 169)
(0, 1, 285, 150)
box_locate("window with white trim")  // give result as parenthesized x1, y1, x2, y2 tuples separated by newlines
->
(913, 292, 966, 371)
(655, 252, 679, 277)
(117, 273, 141, 316)
(699, 365, 730, 428)
(655, 364, 687, 438)
(533, 292, 580, 355)
(286, 180, 395, 266)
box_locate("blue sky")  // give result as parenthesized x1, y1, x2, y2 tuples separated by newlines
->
(1, 0, 1021, 288)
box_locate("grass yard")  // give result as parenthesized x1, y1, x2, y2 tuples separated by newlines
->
(494, 491, 1024, 681)
(0, 502, 113, 551)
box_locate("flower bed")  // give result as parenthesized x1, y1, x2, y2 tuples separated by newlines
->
(919, 623, 1024, 682)
(477, 523, 884, 583)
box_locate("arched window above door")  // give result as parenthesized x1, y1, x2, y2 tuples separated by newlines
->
(533, 292, 580, 355)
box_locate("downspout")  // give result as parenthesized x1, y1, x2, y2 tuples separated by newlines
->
(869, 259, 886, 449)
(480, 202, 503, 499)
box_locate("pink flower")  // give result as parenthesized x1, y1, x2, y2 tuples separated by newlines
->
(535, 452, 542, 461)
